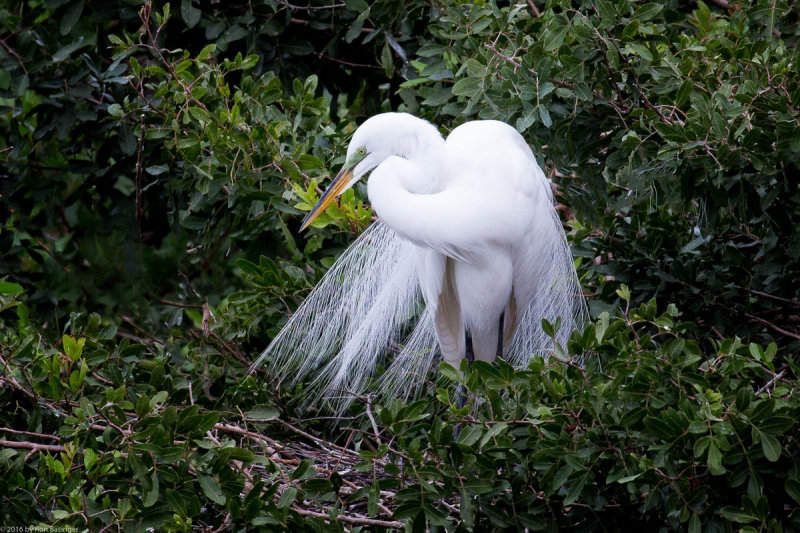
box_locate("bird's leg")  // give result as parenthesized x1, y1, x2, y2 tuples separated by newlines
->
(465, 330, 475, 367)
(496, 311, 505, 361)
(457, 331, 475, 410)
(495, 311, 509, 401)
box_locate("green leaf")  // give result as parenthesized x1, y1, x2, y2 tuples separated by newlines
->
(595, 0, 615, 20)
(119, 124, 136, 155)
(199, 475, 226, 505)
(54, 36, 88, 62)
(626, 43, 653, 62)
(785, 478, 800, 505)
(616, 284, 631, 302)
(460, 489, 475, 529)
(452, 77, 481, 97)
(688, 513, 701, 533)
(381, 40, 394, 78)
(399, 77, 432, 88)
(707, 441, 722, 470)
(676, 80, 693, 106)
(346, 0, 369, 10)
(759, 431, 781, 462)
(244, 405, 279, 419)
(622, 20, 639, 40)
(693, 436, 710, 458)
(63, 335, 85, 361)
(166, 489, 188, 516)
(680, 237, 705, 254)
(543, 24, 567, 52)
(759, 416, 794, 434)
(0, 449, 17, 462)
(84, 448, 98, 470)
(181, 0, 202, 28)
(720, 506, 755, 523)
(60, 2, 83, 35)
(479, 422, 508, 447)
(616, 473, 642, 484)
(564, 476, 586, 506)
(422, 88, 452, 106)
(633, 3, 663, 21)
(276, 486, 297, 508)
(143, 471, 159, 507)
(368, 484, 380, 517)
(538, 105, 552, 128)
(197, 44, 216, 61)
(439, 362, 463, 385)
(107, 103, 123, 118)
(0, 282, 24, 295)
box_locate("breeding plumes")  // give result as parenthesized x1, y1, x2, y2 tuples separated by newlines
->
(254, 113, 586, 413)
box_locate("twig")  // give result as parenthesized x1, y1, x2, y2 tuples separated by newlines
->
(316, 52, 381, 69)
(214, 423, 280, 454)
(0, 439, 66, 453)
(155, 299, 203, 309)
(269, 418, 361, 458)
(744, 313, 800, 341)
(202, 302, 211, 335)
(740, 287, 798, 306)
(291, 507, 404, 529)
(0, 37, 27, 74)
(365, 395, 381, 442)
(211, 331, 251, 365)
(121, 315, 166, 345)
(115, 330, 156, 346)
(32, 237, 70, 272)
(135, 114, 145, 246)
(526, 0, 541, 17)
(278, 1, 346, 10)
(755, 369, 787, 396)
(0, 427, 60, 441)
(0, 355, 37, 400)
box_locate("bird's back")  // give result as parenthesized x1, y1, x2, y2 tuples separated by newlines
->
(443, 120, 550, 202)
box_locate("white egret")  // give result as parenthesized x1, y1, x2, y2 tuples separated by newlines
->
(255, 113, 586, 413)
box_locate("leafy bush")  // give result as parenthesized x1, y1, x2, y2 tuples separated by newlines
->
(2, 0, 800, 531)
(379, 295, 800, 532)
(2, 290, 798, 530)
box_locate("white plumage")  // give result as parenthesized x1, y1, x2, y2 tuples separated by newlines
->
(254, 113, 586, 413)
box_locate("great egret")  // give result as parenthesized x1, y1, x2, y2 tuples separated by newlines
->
(255, 113, 586, 413)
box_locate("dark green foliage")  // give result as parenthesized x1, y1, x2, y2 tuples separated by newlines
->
(2, 290, 798, 530)
(381, 299, 800, 531)
(1, 0, 800, 531)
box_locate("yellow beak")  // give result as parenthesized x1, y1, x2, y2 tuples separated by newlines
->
(300, 166, 355, 231)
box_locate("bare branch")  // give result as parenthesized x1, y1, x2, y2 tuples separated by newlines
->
(291, 507, 404, 529)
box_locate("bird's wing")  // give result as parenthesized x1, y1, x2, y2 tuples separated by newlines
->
(433, 256, 464, 367)
(503, 286, 518, 350)
(505, 204, 588, 366)
(253, 221, 439, 413)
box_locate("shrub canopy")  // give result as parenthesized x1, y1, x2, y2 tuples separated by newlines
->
(0, 0, 798, 531)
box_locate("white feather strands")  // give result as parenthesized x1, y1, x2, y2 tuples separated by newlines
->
(253, 214, 585, 415)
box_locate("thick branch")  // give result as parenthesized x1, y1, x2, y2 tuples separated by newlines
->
(291, 507, 404, 529)
(0, 439, 66, 453)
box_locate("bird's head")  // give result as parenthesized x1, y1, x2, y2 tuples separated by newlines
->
(300, 113, 441, 231)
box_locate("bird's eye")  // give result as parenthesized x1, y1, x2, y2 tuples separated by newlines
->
(357, 147, 366, 155)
